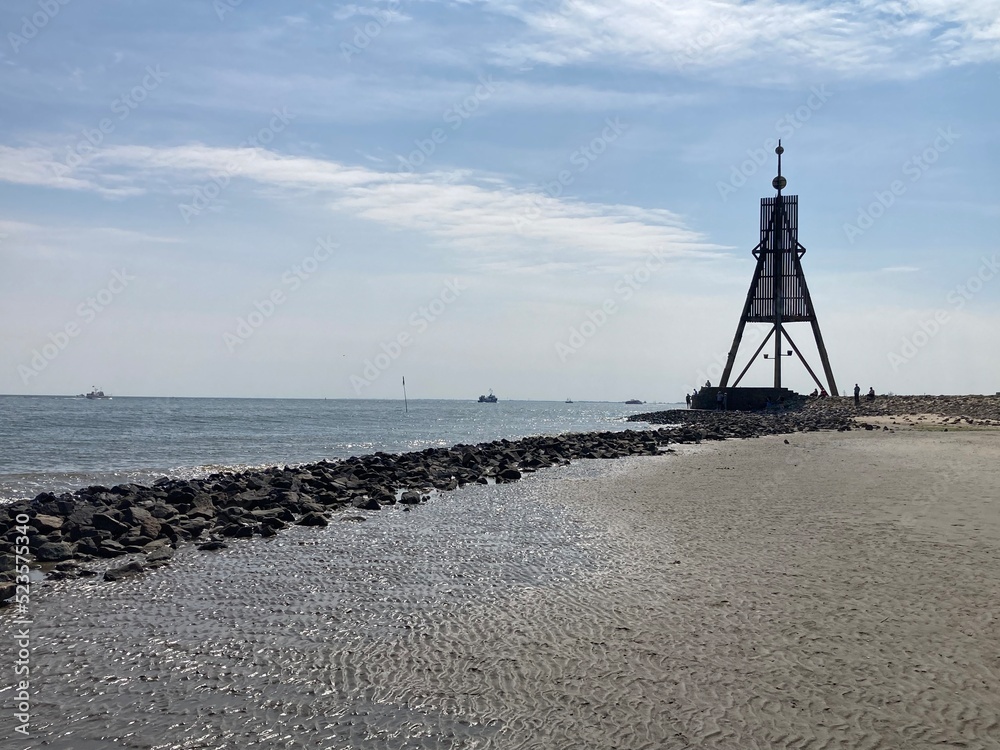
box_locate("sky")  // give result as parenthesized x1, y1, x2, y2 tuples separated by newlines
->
(1, 0, 998, 401)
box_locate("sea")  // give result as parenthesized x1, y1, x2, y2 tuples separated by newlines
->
(0, 395, 678, 504)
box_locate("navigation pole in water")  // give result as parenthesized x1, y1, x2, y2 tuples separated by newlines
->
(718, 141, 838, 394)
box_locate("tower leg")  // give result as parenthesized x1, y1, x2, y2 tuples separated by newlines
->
(774, 322, 782, 388)
(810, 317, 838, 395)
(719, 319, 748, 389)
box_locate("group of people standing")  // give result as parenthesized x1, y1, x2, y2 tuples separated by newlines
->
(686, 381, 726, 410)
(684, 383, 879, 410)
(854, 383, 876, 406)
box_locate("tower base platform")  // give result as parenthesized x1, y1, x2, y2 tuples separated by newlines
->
(692, 387, 803, 412)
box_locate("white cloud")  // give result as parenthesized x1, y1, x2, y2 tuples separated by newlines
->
(488, 0, 1000, 80)
(0, 143, 728, 272)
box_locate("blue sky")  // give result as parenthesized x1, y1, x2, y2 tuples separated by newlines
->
(1, 0, 998, 400)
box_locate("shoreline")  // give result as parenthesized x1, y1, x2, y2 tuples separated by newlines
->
(2, 408, 859, 593)
(3, 422, 998, 746)
(3, 393, 998, 596)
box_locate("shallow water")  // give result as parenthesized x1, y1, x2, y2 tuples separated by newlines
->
(0, 396, 672, 503)
(1, 459, 646, 749)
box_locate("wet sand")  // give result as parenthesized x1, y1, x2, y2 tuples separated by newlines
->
(3, 428, 1000, 748)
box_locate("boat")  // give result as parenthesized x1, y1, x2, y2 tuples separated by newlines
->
(478, 390, 498, 403)
(81, 387, 111, 400)
(565, 398, 574, 403)
(624, 399, 644, 405)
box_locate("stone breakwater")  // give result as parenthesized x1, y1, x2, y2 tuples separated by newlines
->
(796, 393, 1000, 423)
(1, 410, 860, 600)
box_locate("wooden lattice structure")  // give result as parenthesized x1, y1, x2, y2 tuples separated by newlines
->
(719, 142, 837, 394)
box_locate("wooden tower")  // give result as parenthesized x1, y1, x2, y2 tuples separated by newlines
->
(718, 142, 838, 394)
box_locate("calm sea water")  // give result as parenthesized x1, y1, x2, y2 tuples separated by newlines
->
(0, 396, 676, 503)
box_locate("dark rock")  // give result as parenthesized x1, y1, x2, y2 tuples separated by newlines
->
(32, 514, 64, 532)
(34, 541, 75, 561)
(197, 540, 228, 551)
(296, 512, 329, 527)
(220, 523, 254, 538)
(94, 541, 127, 558)
(92, 512, 130, 538)
(146, 547, 174, 565)
(104, 561, 144, 581)
(353, 496, 382, 511)
(147, 503, 177, 521)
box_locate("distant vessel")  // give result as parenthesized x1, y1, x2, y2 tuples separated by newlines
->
(624, 399, 644, 405)
(478, 390, 498, 403)
(565, 398, 574, 403)
(80, 388, 111, 400)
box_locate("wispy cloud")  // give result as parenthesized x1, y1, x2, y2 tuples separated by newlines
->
(489, 0, 1000, 80)
(0, 143, 727, 272)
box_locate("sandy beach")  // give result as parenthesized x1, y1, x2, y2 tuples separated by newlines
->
(3, 424, 1000, 748)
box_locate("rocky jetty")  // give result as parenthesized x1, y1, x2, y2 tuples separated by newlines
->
(1, 409, 864, 594)
(795, 394, 1000, 423)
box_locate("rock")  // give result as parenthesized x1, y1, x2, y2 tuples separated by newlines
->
(498, 468, 521, 482)
(353, 496, 382, 511)
(125, 507, 163, 539)
(104, 561, 144, 581)
(296, 512, 329, 527)
(400, 491, 422, 505)
(197, 540, 227, 551)
(92, 512, 130, 538)
(34, 541, 75, 561)
(32, 514, 64, 532)
(95, 541, 127, 558)
(220, 523, 254, 538)
(146, 547, 174, 565)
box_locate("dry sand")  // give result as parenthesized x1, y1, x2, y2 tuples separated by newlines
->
(4, 427, 1000, 749)
(519, 426, 1000, 749)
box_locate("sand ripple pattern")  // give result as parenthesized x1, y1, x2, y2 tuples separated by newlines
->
(3, 431, 1000, 749)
